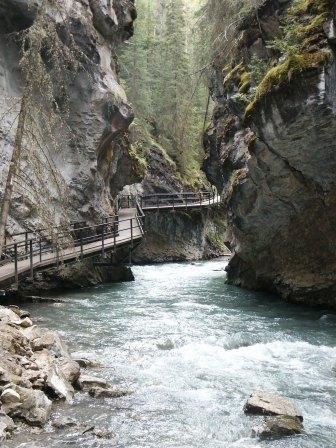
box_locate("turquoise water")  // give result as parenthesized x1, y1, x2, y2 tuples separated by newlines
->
(8, 259, 336, 447)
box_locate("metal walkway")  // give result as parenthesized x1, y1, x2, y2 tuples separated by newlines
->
(0, 191, 221, 288)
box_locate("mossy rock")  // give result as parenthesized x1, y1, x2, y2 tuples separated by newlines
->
(245, 51, 329, 117)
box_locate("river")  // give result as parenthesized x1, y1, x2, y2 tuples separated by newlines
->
(7, 258, 336, 448)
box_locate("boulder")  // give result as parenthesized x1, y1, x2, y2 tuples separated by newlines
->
(19, 318, 33, 328)
(0, 413, 15, 442)
(76, 375, 110, 391)
(8, 306, 30, 319)
(73, 357, 103, 368)
(82, 425, 114, 439)
(1, 388, 21, 404)
(52, 416, 77, 429)
(58, 359, 80, 385)
(47, 369, 74, 402)
(88, 386, 132, 398)
(4, 385, 52, 426)
(252, 415, 304, 439)
(244, 391, 303, 421)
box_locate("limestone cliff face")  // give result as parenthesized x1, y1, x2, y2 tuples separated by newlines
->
(204, 0, 336, 307)
(0, 0, 139, 235)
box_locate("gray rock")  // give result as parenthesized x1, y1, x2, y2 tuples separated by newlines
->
(88, 386, 132, 398)
(0, 413, 16, 442)
(73, 357, 102, 369)
(252, 415, 304, 439)
(244, 391, 303, 421)
(82, 425, 115, 439)
(76, 375, 110, 391)
(8, 306, 30, 319)
(1, 388, 21, 404)
(4, 385, 52, 426)
(203, 0, 336, 308)
(52, 416, 77, 429)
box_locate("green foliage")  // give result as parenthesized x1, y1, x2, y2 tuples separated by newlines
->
(119, 0, 209, 186)
(247, 55, 268, 84)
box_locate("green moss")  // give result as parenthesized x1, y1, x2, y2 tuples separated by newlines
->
(238, 71, 251, 93)
(291, 0, 328, 15)
(223, 62, 243, 87)
(129, 143, 148, 177)
(207, 231, 228, 253)
(245, 51, 329, 117)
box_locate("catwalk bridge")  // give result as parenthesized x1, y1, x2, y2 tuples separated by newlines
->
(0, 191, 221, 288)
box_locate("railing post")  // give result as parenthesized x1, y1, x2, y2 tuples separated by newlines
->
(39, 238, 42, 262)
(113, 221, 116, 253)
(25, 231, 28, 256)
(157, 195, 159, 211)
(80, 230, 83, 259)
(101, 223, 105, 256)
(173, 196, 175, 212)
(185, 194, 188, 211)
(56, 243, 60, 268)
(130, 218, 133, 247)
(29, 239, 34, 280)
(128, 196, 130, 208)
(14, 243, 18, 287)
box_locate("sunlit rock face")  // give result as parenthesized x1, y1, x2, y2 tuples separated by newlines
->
(203, 0, 336, 307)
(0, 0, 139, 233)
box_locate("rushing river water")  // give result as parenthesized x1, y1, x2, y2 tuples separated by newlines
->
(7, 258, 336, 448)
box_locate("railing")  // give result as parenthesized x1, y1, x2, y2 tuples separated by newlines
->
(0, 212, 145, 286)
(119, 191, 220, 211)
(0, 190, 220, 287)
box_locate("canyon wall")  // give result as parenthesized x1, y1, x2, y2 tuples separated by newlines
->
(0, 0, 139, 235)
(204, 0, 336, 307)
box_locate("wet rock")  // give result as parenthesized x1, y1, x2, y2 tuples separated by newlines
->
(8, 306, 30, 319)
(47, 369, 74, 402)
(73, 357, 103, 369)
(157, 339, 174, 350)
(4, 385, 52, 426)
(1, 388, 21, 404)
(0, 305, 82, 431)
(0, 413, 16, 442)
(58, 359, 80, 385)
(76, 375, 110, 391)
(19, 317, 33, 328)
(252, 415, 304, 439)
(244, 391, 303, 421)
(88, 386, 132, 398)
(52, 416, 77, 429)
(82, 425, 114, 439)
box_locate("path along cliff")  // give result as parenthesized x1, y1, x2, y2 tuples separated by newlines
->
(203, 0, 336, 308)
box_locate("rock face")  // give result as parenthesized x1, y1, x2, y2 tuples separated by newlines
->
(0, 0, 139, 240)
(0, 304, 80, 435)
(244, 391, 303, 421)
(125, 144, 230, 263)
(252, 415, 304, 440)
(203, 0, 336, 307)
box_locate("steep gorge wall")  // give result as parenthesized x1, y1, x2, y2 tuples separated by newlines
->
(204, 0, 336, 307)
(0, 0, 139, 235)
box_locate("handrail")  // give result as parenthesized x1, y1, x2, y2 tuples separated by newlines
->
(0, 190, 220, 287)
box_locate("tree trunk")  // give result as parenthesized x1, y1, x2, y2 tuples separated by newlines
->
(0, 91, 29, 256)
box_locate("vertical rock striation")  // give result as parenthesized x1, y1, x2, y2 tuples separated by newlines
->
(0, 0, 139, 233)
(203, 0, 336, 307)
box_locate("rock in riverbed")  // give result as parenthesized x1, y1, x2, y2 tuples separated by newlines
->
(89, 386, 132, 398)
(73, 357, 103, 368)
(244, 391, 303, 420)
(252, 415, 304, 439)
(76, 374, 110, 391)
(0, 304, 81, 438)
